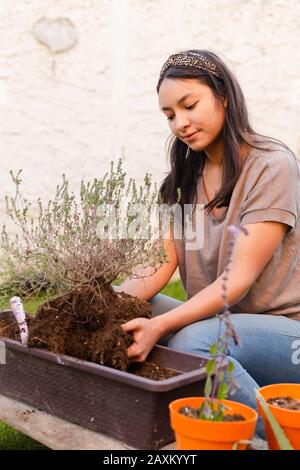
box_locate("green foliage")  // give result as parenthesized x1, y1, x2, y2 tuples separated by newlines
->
(255, 391, 294, 450)
(0, 422, 47, 450)
(160, 279, 186, 301)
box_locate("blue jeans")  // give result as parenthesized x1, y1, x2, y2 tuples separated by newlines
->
(150, 293, 300, 438)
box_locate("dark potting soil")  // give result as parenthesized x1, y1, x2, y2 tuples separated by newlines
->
(179, 405, 245, 422)
(128, 361, 178, 380)
(0, 281, 179, 380)
(267, 396, 300, 410)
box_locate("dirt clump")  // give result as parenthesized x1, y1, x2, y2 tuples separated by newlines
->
(179, 405, 245, 422)
(0, 281, 179, 380)
(267, 396, 300, 410)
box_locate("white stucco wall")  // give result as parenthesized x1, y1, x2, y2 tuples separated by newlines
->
(0, 0, 299, 223)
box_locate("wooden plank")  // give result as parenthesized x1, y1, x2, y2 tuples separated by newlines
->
(0, 394, 267, 450)
(0, 394, 176, 450)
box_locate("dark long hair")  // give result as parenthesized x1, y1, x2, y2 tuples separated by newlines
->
(157, 49, 286, 212)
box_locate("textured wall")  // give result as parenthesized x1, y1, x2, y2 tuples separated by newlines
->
(0, 0, 299, 223)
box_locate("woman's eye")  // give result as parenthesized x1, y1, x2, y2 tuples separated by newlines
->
(166, 103, 197, 121)
(186, 103, 197, 110)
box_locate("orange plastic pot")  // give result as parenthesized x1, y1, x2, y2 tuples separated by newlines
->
(257, 384, 300, 450)
(169, 397, 258, 450)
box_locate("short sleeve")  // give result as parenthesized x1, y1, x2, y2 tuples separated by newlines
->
(239, 149, 300, 231)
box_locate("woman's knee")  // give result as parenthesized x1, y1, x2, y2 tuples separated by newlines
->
(150, 293, 183, 317)
(168, 318, 219, 355)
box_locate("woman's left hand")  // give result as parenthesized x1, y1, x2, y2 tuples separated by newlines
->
(121, 317, 163, 363)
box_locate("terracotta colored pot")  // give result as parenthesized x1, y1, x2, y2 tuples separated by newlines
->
(169, 396, 258, 450)
(257, 383, 300, 450)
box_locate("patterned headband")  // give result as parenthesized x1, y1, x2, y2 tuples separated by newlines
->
(159, 52, 222, 80)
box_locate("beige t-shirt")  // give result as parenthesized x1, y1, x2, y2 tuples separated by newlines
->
(174, 142, 300, 320)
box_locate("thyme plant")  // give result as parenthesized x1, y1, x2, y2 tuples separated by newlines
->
(0, 160, 166, 305)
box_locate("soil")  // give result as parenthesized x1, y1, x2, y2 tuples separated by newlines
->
(267, 396, 300, 410)
(179, 405, 245, 422)
(0, 280, 179, 380)
(128, 362, 178, 380)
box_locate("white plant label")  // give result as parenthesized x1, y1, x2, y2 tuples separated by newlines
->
(10, 297, 28, 345)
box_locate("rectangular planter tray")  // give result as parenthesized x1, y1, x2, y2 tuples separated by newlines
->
(0, 319, 207, 449)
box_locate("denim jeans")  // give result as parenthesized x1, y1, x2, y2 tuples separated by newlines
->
(150, 293, 300, 438)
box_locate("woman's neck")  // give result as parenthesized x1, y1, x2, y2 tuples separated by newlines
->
(204, 139, 251, 169)
(204, 135, 223, 167)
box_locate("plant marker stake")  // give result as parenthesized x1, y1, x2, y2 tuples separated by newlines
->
(10, 296, 28, 345)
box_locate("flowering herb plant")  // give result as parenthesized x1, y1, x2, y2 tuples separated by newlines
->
(0, 161, 166, 306)
(198, 225, 249, 421)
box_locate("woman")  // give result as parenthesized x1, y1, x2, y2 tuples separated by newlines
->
(119, 50, 300, 436)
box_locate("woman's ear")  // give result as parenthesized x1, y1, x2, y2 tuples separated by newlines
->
(224, 96, 228, 108)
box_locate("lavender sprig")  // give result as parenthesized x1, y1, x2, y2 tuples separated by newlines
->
(199, 224, 249, 421)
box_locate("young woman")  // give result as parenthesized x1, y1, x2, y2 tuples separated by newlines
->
(119, 50, 300, 437)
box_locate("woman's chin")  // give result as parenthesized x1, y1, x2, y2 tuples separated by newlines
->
(190, 143, 206, 152)
(187, 135, 208, 152)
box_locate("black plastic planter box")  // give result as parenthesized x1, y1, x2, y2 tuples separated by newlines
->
(0, 324, 207, 449)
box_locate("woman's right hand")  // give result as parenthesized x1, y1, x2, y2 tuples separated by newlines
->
(121, 316, 164, 363)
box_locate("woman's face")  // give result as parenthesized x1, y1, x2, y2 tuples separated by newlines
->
(158, 78, 226, 153)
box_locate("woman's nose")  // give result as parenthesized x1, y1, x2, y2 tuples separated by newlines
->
(174, 115, 190, 134)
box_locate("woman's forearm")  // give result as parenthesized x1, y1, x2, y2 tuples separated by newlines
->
(118, 262, 177, 301)
(154, 272, 252, 337)
(118, 268, 163, 301)
(119, 228, 178, 301)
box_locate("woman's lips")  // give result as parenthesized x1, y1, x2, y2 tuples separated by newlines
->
(184, 131, 199, 142)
